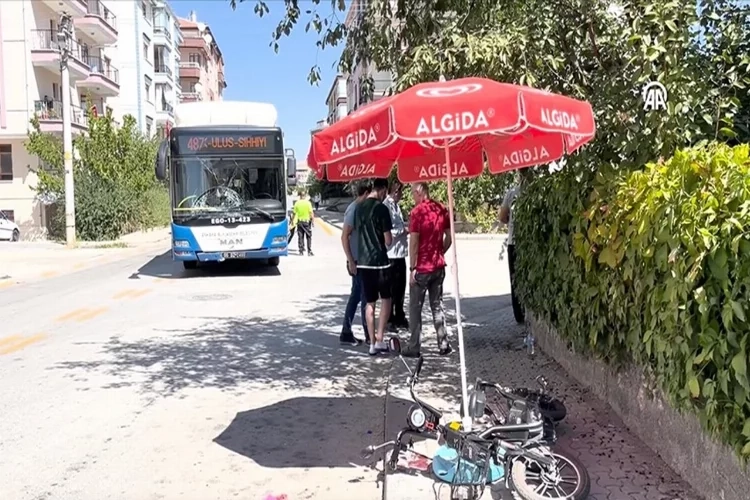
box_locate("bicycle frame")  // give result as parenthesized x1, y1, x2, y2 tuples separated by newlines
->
(379, 355, 553, 473)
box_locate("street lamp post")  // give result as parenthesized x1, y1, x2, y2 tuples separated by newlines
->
(57, 13, 76, 246)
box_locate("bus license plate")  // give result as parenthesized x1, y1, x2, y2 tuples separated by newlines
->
(221, 252, 246, 259)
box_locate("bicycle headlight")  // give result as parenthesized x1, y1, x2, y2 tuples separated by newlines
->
(407, 406, 427, 431)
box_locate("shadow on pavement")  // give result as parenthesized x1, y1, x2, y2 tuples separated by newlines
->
(128, 250, 282, 280)
(453, 293, 700, 500)
(214, 395, 414, 470)
(53, 313, 383, 396)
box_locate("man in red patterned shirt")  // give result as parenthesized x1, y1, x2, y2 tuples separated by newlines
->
(402, 182, 453, 358)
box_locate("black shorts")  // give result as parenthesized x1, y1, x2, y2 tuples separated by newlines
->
(359, 267, 392, 303)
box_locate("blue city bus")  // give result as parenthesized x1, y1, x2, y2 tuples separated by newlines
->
(154, 101, 297, 270)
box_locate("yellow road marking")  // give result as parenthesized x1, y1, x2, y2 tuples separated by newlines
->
(316, 218, 339, 236)
(112, 289, 136, 299)
(0, 280, 13, 290)
(73, 307, 108, 322)
(0, 335, 24, 347)
(55, 308, 90, 322)
(72, 263, 85, 270)
(0, 334, 47, 355)
(112, 288, 152, 299)
(40, 271, 59, 278)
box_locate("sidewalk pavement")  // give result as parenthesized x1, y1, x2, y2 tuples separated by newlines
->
(321, 220, 702, 499)
(1, 227, 170, 288)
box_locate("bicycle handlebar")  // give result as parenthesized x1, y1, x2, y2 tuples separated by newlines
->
(415, 356, 424, 377)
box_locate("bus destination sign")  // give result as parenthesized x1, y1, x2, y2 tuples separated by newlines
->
(175, 131, 281, 155)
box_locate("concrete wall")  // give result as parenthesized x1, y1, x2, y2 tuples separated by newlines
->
(528, 313, 750, 500)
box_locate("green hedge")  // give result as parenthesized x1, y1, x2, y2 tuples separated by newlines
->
(515, 142, 750, 458)
(46, 177, 170, 242)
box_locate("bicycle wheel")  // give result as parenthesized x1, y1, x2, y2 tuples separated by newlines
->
(509, 451, 590, 500)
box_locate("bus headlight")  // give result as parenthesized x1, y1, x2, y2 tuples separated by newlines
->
(271, 236, 287, 245)
(174, 240, 190, 248)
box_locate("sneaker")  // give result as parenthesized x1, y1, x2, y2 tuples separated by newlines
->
(439, 345, 453, 356)
(308, 251, 314, 256)
(369, 344, 379, 356)
(339, 334, 361, 347)
(374, 340, 389, 352)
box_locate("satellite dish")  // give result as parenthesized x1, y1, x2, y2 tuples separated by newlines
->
(203, 33, 213, 45)
(194, 82, 203, 94)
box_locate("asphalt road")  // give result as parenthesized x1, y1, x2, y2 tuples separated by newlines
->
(0, 218, 701, 500)
(0, 223, 387, 500)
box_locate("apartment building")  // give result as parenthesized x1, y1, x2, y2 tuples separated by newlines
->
(0, 0, 120, 239)
(178, 11, 226, 103)
(344, 0, 394, 114)
(152, 0, 181, 138)
(108, 0, 157, 136)
(325, 74, 348, 124)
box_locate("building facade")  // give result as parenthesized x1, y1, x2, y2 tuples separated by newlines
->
(0, 0, 120, 239)
(178, 11, 226, 103)
(344, 0, 394, 114)
(108, 0, 157, 136)
(325, 74, 348, 124)
(152, 0, 180, 138)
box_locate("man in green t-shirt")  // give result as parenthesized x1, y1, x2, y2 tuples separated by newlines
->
(293, 190, 315, 256)
(351, 178, 393, 355)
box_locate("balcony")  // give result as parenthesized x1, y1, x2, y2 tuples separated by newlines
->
(154, 63, 173, 80)
(180, 92, 201, 103)
(178, 61, 200, 79)
(153, 25, 172, 42)
(157, 102, 174, 116)
(29, 30, 90, 81)
(78, 56, 120, 97)
(180, 34, 208, 53)
(41, 0, 88, 18)
(74, 0, 118, 46)
(34, 100, 88, 134)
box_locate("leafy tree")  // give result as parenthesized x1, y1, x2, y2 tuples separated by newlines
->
(25, 108, 167, 240)
(231, 0, 749, 228)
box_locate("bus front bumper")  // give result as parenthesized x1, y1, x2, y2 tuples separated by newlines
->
(173, 246, 288, 262)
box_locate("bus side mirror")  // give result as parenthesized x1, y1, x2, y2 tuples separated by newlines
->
(286, 157, 296, 178)
(155, 139, 168, 181)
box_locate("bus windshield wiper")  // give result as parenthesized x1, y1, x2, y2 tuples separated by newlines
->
(242, 205, 274, 222)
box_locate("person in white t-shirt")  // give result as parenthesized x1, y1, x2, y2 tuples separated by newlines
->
(499, 175, 524, 324)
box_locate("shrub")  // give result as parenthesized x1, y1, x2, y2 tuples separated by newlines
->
(136, 185, 171, 230)
(515, 142, 750, 458)
(25, 109, 167, 241)
(74, 169, 135, 241)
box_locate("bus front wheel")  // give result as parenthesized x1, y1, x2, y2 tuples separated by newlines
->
(268, 257, 280, 267)
(183, 261, 198, 270)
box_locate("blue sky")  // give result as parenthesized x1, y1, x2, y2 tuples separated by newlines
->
(172, 0, 344, 161)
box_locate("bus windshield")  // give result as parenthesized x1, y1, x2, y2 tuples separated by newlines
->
(172, 157, 284, 215)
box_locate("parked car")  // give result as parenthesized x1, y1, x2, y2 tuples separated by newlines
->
(0, 211, 20, 242)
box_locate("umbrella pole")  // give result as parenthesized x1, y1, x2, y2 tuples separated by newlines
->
(442, 143, 472, 432)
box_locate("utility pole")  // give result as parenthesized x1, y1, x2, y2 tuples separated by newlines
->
(57, 13, 76, 246)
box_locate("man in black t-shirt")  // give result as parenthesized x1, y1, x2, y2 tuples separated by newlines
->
(350, 178, 393, 356)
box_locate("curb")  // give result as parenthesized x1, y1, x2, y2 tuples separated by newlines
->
(318, 214, 507, 241)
